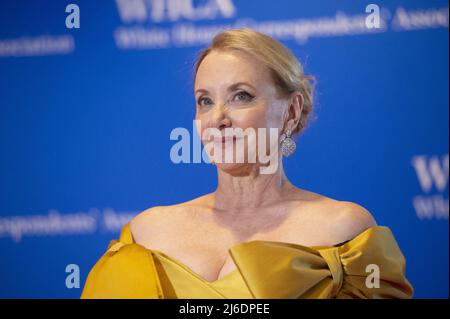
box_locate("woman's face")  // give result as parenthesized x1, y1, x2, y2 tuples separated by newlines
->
(194, 49, 288, 174)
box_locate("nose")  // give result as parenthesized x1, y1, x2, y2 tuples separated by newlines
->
(211, 103, 231, 132)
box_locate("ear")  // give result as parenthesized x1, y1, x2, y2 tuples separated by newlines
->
(283, 92, 304, 132)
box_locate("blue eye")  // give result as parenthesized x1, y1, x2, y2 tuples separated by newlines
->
(233, 91, 254, 102)
(197, 97, 213, 107)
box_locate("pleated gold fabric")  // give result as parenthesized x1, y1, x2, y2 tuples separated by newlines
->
(81, 223, 414, 299)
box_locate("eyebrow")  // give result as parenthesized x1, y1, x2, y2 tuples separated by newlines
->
(195, 82, 256, 95)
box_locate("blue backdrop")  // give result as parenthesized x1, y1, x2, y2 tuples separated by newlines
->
(0, 0, 448, 298)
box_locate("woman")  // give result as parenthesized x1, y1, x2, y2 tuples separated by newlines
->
(81, 28, 414, 299)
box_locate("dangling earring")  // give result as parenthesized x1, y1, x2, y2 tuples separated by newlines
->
(280, 128, 296, 157)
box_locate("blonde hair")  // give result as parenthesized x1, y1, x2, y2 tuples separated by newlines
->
(193, 28, 316, 136)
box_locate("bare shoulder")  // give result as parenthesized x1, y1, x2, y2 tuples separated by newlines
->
(324, 200, 378, 243)
(129, 193, 214, 242)
(288, 189, 378, 244)
(129, 205, 171, 242)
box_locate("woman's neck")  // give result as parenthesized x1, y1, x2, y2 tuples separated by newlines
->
(212, 162, 293, 213)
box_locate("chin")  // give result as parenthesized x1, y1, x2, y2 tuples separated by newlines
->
(215, 162, 256, 176)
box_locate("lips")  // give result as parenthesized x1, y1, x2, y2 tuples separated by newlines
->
(213, 136, 242, 144)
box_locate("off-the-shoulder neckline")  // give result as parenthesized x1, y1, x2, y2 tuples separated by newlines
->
(124, 223, 388, 251)
(119, 224, 389, 285)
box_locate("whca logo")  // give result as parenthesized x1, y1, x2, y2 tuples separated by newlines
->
(115, 0, 236, 23)
(411, 154, 449, 220)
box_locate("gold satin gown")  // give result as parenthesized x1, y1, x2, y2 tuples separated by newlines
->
(81, 223, 414, 299)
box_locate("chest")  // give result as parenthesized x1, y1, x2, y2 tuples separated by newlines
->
(143, 221, 329, 283)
